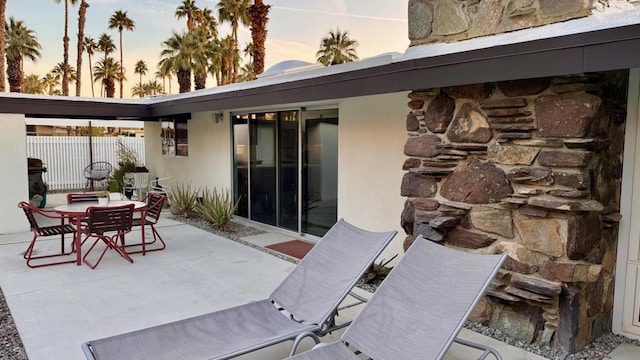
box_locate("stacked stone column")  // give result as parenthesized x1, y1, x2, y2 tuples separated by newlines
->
(401, 72, 627, 353)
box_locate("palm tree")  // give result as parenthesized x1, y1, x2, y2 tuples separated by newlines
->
(155, 68, 172, 94)
(208, 35, 232, 86)
(93, 56, 119, 98)
(248, 0, 270, 75)
(83, 36, 97, 96)
(130, 82, 146, 98)
(316, 28, 359, 66)
(53, 62, 77, 86)
(175, 0, 199, 32)
(0, 0, 7, 91)
(144, 80, 163, 95)
(191, 28, 213, 90)
(217, 0, 250, 82)
(75, 0, 89, 96)
(97, 33, 115, 60)
(238, 62, 255, 82)
(159, 31, 194, 93)
(243, 42, 253, 63)
(108, 10, 135, 98)
(24, 74, 45, 94)
(53, 0, 79, 96)
(5, 17, 41, 93)
(42, 71, 61, 95)
(134, 60, 147, 98)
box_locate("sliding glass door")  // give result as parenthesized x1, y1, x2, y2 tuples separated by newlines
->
(232, 109, 337, 236)
(233, 111, 298, 231)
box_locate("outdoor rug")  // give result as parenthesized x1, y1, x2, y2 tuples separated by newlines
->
(265, 240, 314, 260)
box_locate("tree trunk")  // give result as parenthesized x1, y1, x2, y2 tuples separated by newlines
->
(119, 30, 124, 98)
(194, 71, 206, 90)
(88, 52, 94, 97)
(0, 0, 7, 92)
(177, 69, 191, 93)
(249, 1, 270, 75)
(105, 79, 115, 98)
(62, 0, 70, 96)
(7, 56, 22, 93)
(76, 1, 89, 96)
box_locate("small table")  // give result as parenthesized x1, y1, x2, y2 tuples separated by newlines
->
(54, 200, 147, 266)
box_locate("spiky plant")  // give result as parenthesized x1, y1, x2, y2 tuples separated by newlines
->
(196, 187, 240, 231)
(170, 182, 199, 218)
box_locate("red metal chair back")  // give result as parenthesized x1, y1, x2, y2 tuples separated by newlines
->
(85, 204, 134, 234)
(143, 193, 166, 225)
(67, 193, 99, 204)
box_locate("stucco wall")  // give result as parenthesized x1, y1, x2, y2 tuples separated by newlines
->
(338, 92, 410, 259)
(0, 114, 30, 234)
(144, 111, 232, 191)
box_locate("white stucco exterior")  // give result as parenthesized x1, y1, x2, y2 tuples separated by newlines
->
(145, 93, 409, 258)
(144, 111, 233, 191)
(0, 114, 30, 234)
(337, 92, 409, 259)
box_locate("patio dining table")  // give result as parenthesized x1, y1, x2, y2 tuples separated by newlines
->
(54, 200, 147, 266)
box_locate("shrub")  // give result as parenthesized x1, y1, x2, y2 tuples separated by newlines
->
(196, 187, 240, 231)
(169, 182, 199, 218)
(112, 141, 139, 192)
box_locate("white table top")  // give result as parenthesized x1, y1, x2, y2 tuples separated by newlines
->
(54, 200, 146, 215)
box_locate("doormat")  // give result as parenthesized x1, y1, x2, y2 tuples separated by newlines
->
(265, 240, 314, 260)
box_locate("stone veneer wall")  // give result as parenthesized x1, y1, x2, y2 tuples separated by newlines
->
(408, 0, 640, 46)
(400, 71, 629, 354)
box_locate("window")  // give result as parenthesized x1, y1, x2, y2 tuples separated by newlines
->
(161, 116, 189, 157)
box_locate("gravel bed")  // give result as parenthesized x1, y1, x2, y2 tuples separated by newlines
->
(2, 216, 639, 359)
(0, 287, 28, 360)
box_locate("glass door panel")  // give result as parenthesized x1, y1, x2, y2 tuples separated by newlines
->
(278, 111, 298, 231)
(232, 116, 249, 218)
(250, 113, 277, 226)
(302, 117, 338, 236)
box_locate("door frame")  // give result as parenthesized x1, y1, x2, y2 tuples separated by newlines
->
(614, 68, 640, 339)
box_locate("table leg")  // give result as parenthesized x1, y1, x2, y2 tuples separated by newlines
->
(141, 210, 146, 255)
(75, 217, 82, 266)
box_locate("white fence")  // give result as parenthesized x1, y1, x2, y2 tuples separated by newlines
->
(26, 136, 145, 191)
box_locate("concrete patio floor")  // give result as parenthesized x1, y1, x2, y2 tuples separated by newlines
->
(0, 194, 636, 359)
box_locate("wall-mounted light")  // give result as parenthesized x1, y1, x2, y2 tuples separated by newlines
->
(213, 112, 224, 123)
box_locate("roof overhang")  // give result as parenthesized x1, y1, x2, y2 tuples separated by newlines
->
(0, 92, 151, 119)
(1, 8, 639, 119)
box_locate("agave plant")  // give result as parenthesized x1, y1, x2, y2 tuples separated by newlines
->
(363, 254, 398, 284)
(196, 187, 240, 231)
(169, 182, 199, 218)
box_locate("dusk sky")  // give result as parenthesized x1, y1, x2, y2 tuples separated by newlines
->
(5, 0, 409, 98)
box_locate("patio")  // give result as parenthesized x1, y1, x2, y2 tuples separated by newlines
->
(0, 194, 633, 360)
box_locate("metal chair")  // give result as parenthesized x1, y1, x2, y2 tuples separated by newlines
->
(82, 204, 135, 269)
(18, 201, 77, 268)
(122, 172, 149, 200)
(287, 236, 507, 360)
(125, 192, 167, 255)
(83, 161, 113, 191)
(67, 192, 99, 204)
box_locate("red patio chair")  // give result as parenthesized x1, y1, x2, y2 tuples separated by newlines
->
(18, 201, 77, 268)
(125, 192, 167, 255)
(67, 192, 99, 204)
(82, 204, 135, 269)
